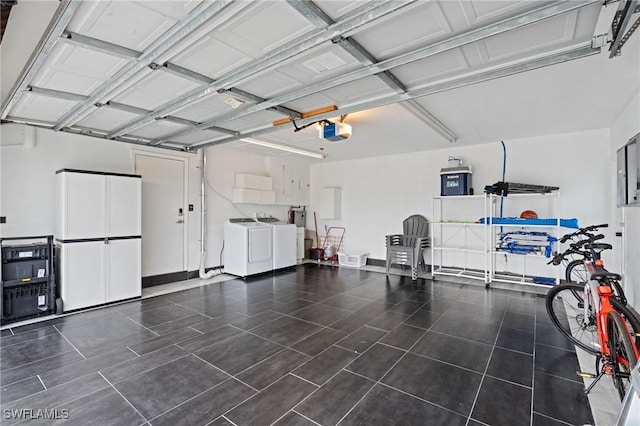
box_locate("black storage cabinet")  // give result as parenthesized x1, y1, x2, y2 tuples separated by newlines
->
(1, 236, 56, 325)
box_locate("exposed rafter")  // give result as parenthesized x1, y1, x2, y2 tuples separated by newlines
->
(56, 32, 304, 120)
(103, 1, 416, 140)
(52, 0, 235, 132)
(189, 44, 600, 149)
(152, 0, 593, 147)
(1, 0, 80, 119)
(26, 85, 239, 136)
(286, 0, 457, 142)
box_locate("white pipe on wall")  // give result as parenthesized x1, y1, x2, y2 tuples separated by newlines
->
(199, 148, 216, 279)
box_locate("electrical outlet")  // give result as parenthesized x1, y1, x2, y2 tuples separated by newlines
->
(0, 216, 5, 224)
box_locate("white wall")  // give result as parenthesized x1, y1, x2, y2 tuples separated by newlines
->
(1, 125, 136, 236)
(202, 145, 310, 268)
(0, 127, 312, 276)
(611, 91, 640, 311)
(310, 129, 612, 270)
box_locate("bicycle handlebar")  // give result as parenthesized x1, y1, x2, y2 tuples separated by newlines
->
(559, 224, 608, 243)
(569, 234, 604, 249)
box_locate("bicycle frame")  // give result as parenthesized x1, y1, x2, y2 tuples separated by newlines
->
(581, 261, 640, 392)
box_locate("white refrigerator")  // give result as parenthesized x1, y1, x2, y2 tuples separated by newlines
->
(56, 169, 141, 312)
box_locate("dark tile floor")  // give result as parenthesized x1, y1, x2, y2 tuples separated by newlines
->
(0, 265, 595, 425)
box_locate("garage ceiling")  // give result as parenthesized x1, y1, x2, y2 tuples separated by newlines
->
(1, 0, 638, 161)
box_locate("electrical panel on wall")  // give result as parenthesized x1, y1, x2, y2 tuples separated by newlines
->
(617, 133, 640, 206)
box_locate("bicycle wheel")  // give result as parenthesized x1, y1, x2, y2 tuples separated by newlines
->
(607, 311, 638, 401)
(609, 297, 640, 353)
(546, 283, 599, 355)
(565, 259, 588, 284)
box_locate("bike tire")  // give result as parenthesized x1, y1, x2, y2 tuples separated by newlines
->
(546, 283, 599, 355)
(609, 297, 640, 353)
(565, 259, 588, 284)
(607, 311, 638, 401)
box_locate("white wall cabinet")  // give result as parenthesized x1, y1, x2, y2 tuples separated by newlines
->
(233, 174, 276, 204)
(319, 188, 341, 219)
(56, 169, 141, 312)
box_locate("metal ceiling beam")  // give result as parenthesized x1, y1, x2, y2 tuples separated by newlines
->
(1, 0, 80, 119)
(189, 44, 600, 149)
(59, 31, 140, 60)
(153, 0, 591, 146)
(2, 117, 190, 152)
(52, 32, 305, 121)
(26, 85, 240, 135)
(52, 0, 235, 132)
(287, 0, 457, 142)
(105, 1, 416, 140)
(28, 86, 87, 102)
(609, 0, 639, 57)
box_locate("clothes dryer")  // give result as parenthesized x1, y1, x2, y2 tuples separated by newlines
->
(256, 217, 297, 270)
(223, 218, 273, 277)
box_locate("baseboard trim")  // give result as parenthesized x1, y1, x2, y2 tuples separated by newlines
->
(142, 266, 223, 288)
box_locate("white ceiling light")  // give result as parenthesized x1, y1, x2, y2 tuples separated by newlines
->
(241, 138, 325, 159)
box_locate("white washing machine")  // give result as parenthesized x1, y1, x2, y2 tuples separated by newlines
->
(256, 217, 297, 270)
(224, 218, 273, 277)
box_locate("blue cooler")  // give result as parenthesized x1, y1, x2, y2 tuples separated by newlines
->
(440, 166, 472, 196)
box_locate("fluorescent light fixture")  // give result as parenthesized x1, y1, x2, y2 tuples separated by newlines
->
(241, 138, 325, 159)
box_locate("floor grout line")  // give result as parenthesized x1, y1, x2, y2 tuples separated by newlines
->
(98, 372, 149, 423)
(186, 324, 204, 334)
(530, 299, 538, 426)
(532, 410, 575, 425)
(36, 374, 47, 391)
(146, 379, 235, 423)
(288, 372, 320, 388)
(221, 415, 238, 426)
(119, 315, 161, 337)
(334, 314, 437, 426)
(126, 346, 141, 357)
(464, 308, 507, 426)
(52, 325, 87, 360)
(1, 267, 602, 425)
(291, 409, 323, 426)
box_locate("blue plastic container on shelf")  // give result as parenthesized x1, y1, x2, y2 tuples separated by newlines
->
(477, 217, 579, 229)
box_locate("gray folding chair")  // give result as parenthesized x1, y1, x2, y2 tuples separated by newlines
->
(385, 214, 430, 280)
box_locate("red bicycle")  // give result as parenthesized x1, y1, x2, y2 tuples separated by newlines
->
(546, 242, 640, 401)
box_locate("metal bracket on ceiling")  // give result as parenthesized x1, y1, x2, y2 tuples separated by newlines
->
(609, 0, 639, 57)
(148, 62, 162, 71)
(189, 44, 600, 150)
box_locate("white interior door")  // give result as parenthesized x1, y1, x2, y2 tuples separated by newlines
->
(135, 154, 185, 276)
